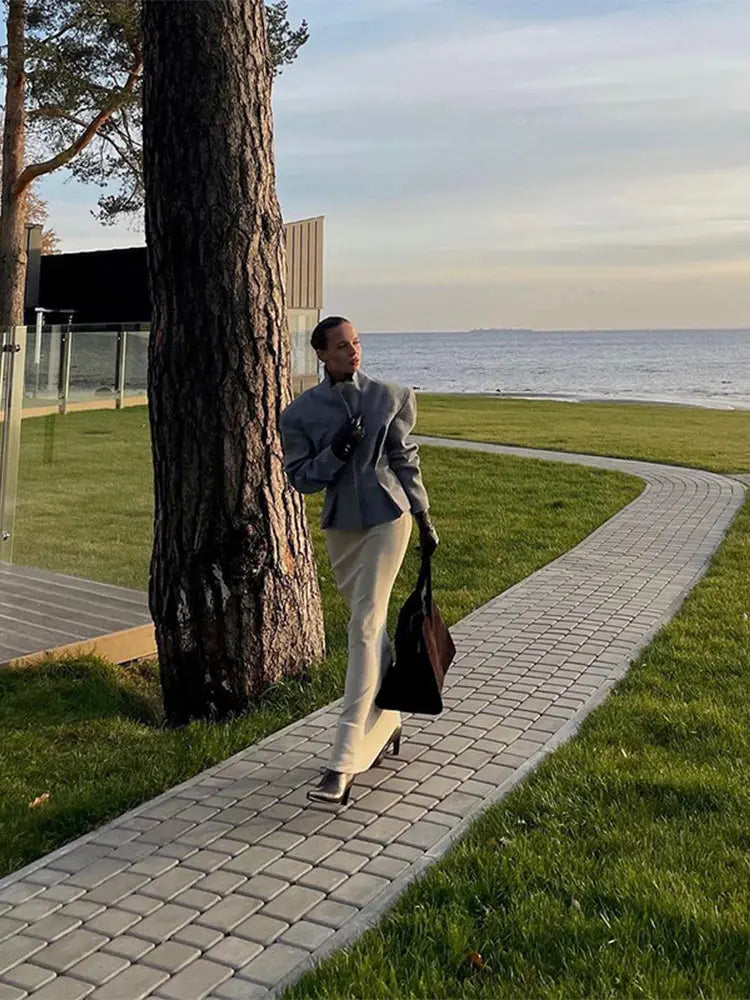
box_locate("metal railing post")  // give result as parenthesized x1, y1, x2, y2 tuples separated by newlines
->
(115, 326, 127, 409)
(58, 326, 72, 415)
(33, 307, 50, 398)
(0, 326, 28, 563)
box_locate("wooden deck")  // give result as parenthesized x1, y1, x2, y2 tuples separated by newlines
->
(0, 563, 154, 668)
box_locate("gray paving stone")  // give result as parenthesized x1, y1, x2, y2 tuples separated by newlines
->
(171, 887, 221, 911)
(128, 856, 178, 878)
(140, 867, 202, 900)
(388, 802, 428, 824)
(175, 804, 220, 823)
(89, 963, 168, 1000)
(286, 835, 342, 866)
(203, 935, 263, 969)
(24, 912, 82, 943)
(108, 843, 155, 863)
(354, 789, 403, 814)
(315, 850, 368, 875)
(29, 975, 95, 999)
(176, 822, 233, 849)
(207, 838, 250, 858)
(172, 923, 224, 951)
(158, 958, 234, 999)
(282, 811, 333, 837)
(258, 803, 303, 824)
(141, 940, 200, 973)
(196, 895, 262, 933)
(129, 903, 199, 942)
(194, 872, 247, 897)
(363, 854, 411, 880)
(117, 894, 163, 916)
(39, 885, 85, 905)
(357, 816, 411, 845)
(330, 873, 389, 907)
(235, 875, 289, 903)
(138, 820, 195, 846)
(6, 898, 60, 923)
(66, 951, 131, 986)
(238, 943, 308, 988)
(460, 778, 499, 799)
(316, 817, 364, 840)
(404, 792, 440, 811)
(0, 918, 26, 945)
(83, 873, 150, 906)
(233, 912, 289, 946)
(279, 919, 335, 952)
(345, 839, 382, 858)
(304, 899, 359, 929)
(439, 791, 485, 817)
(182, 850, 233, 873)
(47, 848, 109, 876)
(440, 762, 475, 781)
(1, 961, 56, 991)
(0, 982, 26, 1000)
(210, 979, 275, 1000)
(100, 935, 155, 961)
(83, 907, 141, 937)
(65, 859, 129, 890)
(295, 867, 348, 894)
(261, 886, 324, 923)
(230, 818, 282, 844)
(58, 901, 106, 922)
(34, 929, 108, 973)
(397, 820, 451, 851)
(223, 847, 282, 877)
(261, 859, 311, 883)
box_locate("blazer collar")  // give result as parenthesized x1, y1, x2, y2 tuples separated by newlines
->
(323, 368, 364, 392)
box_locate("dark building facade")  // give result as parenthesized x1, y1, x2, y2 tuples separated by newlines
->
(24, 215, 324, 327)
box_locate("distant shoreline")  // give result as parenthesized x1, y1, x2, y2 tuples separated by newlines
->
(413, 390, 750, 412)
(362, 327, 750, 337)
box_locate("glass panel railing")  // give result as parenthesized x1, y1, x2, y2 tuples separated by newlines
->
(24, 324, 64, 406)
(18, 317, 318, 415)
(67, 329, 119, 408)
(288, 308, 320, 383)
(1, 326, 27, 562)
(123, 328, 149, 400)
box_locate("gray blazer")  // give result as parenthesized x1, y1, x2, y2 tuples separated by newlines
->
(279, 370, 429, 530)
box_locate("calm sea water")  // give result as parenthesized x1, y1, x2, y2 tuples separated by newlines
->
(359, 329, 750, 410)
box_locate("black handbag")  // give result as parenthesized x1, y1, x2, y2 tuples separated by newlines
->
(376, 552, 456, 715)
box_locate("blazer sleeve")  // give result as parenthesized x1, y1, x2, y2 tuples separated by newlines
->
(386, 388, 429, 514)
(279, 408, 345, 494)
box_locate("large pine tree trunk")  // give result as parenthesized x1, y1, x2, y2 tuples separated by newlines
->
(0, 0, 28, 328)
(141, 0, 325, 726)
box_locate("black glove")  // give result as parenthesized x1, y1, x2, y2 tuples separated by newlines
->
(415, 510, 439, 557)
(331, 415, 364, 462)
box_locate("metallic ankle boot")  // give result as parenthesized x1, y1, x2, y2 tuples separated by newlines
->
(308, 770, 354, 805)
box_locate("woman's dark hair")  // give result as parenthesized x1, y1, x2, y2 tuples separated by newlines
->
(310, 315, 350, 352)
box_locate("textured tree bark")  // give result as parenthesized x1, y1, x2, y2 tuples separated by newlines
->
(141, 0, 325, 725)
(0, 0, 28, 327)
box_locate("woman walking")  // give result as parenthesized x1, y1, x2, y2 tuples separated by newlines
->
(280, 316, 439, 805)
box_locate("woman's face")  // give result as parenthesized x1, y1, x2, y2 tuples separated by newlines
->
(318, 321, 362, 378)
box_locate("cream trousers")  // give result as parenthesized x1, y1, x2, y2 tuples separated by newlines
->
(324, 513, 412, 774)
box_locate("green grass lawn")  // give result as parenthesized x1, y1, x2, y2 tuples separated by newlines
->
(2, 406, 641, 876)
(416, 395, 750, 474)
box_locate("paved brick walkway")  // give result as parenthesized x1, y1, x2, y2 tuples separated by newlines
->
(0, 441, 744, 1000)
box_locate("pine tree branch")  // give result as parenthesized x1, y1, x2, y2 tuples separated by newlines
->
(15, 52, 142, 194)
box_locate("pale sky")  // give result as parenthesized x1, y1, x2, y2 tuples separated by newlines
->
(33, 0, 750, 332)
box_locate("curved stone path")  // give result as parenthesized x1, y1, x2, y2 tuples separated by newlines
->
(0, 441, 744, 1000)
